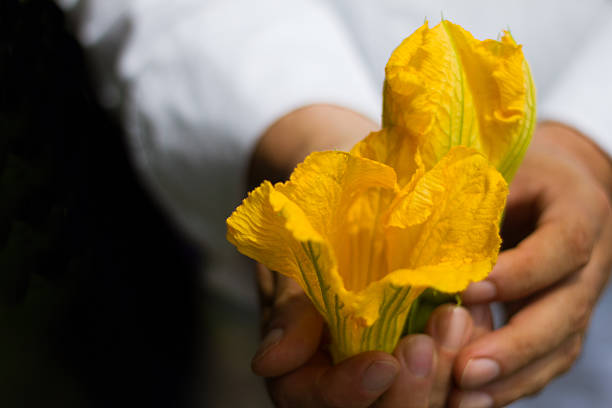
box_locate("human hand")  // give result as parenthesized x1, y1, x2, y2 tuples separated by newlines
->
(455, 123, 612, 407)
(253, 264, 492, 407)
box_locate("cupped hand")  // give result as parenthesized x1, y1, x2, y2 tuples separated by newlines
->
(455, 123, 612, 407)
(252, 263, 493, 407)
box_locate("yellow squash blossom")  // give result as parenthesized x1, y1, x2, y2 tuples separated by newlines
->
(227, 20, 535, 362)
(382, 20, 536, 182)
(228, 146, 507, 361)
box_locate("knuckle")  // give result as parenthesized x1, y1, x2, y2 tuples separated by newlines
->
(565, 222, 592, 269)
(507, 326, 538, 360)
(565, 334, 584, 367)
(555, 335, 584, 379)
(523, 384, 546, 400)
(570, 297, 592, 332)
(524, 362, 562, 399)
(566, 184, 611, 269)
(511, 248, 537, 292)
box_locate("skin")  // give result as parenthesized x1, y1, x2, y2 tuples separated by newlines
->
(454, 122, 612, 407)
(247, 105, 612, 407)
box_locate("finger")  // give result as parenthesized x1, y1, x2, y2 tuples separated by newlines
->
(255, 263, 277, 325)
(463, 158, 610, 304)
(466, 304, 493, 341)
(455, 263, 599, 391)
(426, 306, 474, 407)
(449, 333, 584, 408)
(268, 350, 399, 408)
(256, 263, 276, 306)
(464, 221, 595, 304)
(252, 274, 324, 377)
(378, 335, 436, 408)
(454, 216, 612, 405)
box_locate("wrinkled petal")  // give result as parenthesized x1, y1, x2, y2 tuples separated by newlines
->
(227, 152, 403, 360)
(276, 151, 397, 235)
(383, 21, 535, 182)
(227, 181, 338, 315)
(384, 146, 508, 292)
(275, 151, 398, 296)
(351, 127, 420, 188)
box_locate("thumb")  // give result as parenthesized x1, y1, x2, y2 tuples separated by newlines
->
(252, 267, 324, 377)
(426, 305, 474, 407)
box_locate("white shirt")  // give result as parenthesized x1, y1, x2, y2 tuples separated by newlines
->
(57, 0, 612, 276)
(57, 1, 612, 406)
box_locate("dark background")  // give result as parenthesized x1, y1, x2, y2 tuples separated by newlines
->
(0, 1, 205, 406)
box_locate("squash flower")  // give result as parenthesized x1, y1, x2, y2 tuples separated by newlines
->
(226, 20, 535, 362)
(382, 20, 536, 182)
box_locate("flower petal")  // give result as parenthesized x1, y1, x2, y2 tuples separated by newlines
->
(329, 147, 506, 361)
(275, 151, 397, 236)
(226, 181, 339, 316)
(351, 127, 420, 188)
(382, 21, 535, 182)
(227, 152, 411, 363)
(384, 146, 508, 293)
(227, 151, 400, 334)
(276, 151, 399, 295)
(440, 22, 536, 181)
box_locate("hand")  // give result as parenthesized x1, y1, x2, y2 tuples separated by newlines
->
(253, 264, 492, 408)
(456, 123, 612, 407)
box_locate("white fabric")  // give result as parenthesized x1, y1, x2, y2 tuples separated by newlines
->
(58, 0, 612, 261)
(539, 8, 612, 154)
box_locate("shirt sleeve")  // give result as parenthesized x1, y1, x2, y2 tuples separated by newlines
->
(538, 6, 612, 158)
(56, 0, 381, 268)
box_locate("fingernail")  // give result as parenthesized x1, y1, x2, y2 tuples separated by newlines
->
(403, 335, 434, 378)
(461, 358, 500, 388)
(253, 328, 284, 362)
(463, 281, 497, 303)
(458, 391, 493, 408)
(361, 360, 398, 393)
(435, 307, 469, 351)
